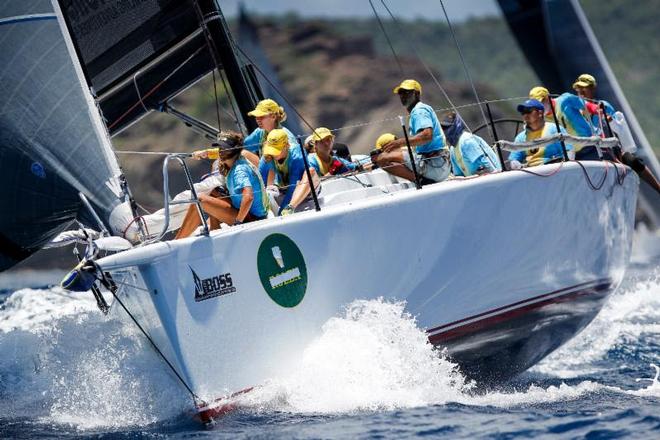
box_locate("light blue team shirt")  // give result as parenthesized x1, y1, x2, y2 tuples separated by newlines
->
(590, 100, 616, 135)
(450, 132, 501, 177)
(510, 123, 573, 166)
(409, 102, 446, 154)
(226, 157, 268, 218)
(258, 144, 307, 209)
(308, 154, 356, 175)
(554, 93, 594, 138)
(243, 126, 299, 155)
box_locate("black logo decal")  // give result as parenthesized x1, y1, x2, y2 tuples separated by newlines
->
(190, 267, 236, 302)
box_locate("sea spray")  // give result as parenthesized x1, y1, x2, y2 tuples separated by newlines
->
(0, 287, 188, 429)
(534, 270, 660, 378)
(238, 298, 470, 413)
(1, 287, 658, 432)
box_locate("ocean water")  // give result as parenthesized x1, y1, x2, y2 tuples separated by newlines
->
(0, 246, 658, 439)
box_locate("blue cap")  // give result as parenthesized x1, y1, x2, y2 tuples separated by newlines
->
(517, 99, 545, 113)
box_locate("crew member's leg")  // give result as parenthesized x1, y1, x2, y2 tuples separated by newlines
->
(175, 194, 238, 239)
(374, 148, 417, 182)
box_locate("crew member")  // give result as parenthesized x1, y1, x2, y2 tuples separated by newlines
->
(260, 129, 312, 214)
(572, 74, 660, 194)
(374, 79, 450, 184)
(176, 132, 269, 239)
(279, 127, 359, 216)
(441, 112, 501, 176)
(509, 99, 573, 168)
(529, 86, 596, 160)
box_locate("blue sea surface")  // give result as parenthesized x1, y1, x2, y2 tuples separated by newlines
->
(0, 250, 658, 439)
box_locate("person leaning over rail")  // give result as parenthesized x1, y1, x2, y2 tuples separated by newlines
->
(277, 127, 361, 216)
(175, 132, 269, 239)
(572, 74, 660, 195)
(260, 128, 311, 215)
(508, 99, 574, 169)
(529, 86, 597, 160)
(373, 79, 450, 184)
(440, 111, 501, 177)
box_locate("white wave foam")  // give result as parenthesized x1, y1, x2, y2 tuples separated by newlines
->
(238, 298, 470, 413)
(533, 270, 660, 378)
(0, 287, 188, 430)
(1, 287, 657, 429)
(0, 287, 100, 333)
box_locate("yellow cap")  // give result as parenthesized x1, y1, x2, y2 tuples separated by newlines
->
(375, 133, 396, 150)
(311, 127, 334, 143)
(247, 99, 285, 119)
(393, 79, 422, 94)
(529, 86, 549, 101)
(572, 73, 597, 89)
(262, 129, 289, 157)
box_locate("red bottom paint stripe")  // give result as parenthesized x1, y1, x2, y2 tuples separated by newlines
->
(427, 279, 612, 345)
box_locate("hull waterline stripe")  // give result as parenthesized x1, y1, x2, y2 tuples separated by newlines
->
(0, 14, 57, 27)
(426, 278, 611, 335)
(192, 279, 612, 422)
(428, 279, 612, 343)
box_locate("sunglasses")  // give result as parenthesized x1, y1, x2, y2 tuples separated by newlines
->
(520, 108, 539, 115)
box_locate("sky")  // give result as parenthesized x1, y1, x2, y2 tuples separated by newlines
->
(220, 0, 500, 21)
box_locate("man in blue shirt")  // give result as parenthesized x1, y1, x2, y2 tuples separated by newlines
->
(440, 112, 501, 176)
(573, 74, 660, 194)
(373, 79, 450, 184)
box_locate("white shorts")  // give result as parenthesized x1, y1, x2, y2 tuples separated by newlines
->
(402, 149, 451, 183)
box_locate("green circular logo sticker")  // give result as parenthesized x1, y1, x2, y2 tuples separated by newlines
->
(257, 233, 308, 307)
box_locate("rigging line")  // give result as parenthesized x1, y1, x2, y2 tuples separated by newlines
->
(438, 0, 489, 136)
(115, 150, 192, 155)
(368, 0, 404, 75)
(132, 70, 150, 113)
(212, 70, 222, 131)
(217, 66, 243, 130)
(203, 75, 237, 124)
(107, 46, 205, 130)
(233, 44, 317, 134)
(378, 0, 465, 125)
(98, 271, 202, 405)
(193, 5, 243, 131)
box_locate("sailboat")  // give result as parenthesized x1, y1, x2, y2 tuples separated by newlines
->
(0, 0, 644, 423)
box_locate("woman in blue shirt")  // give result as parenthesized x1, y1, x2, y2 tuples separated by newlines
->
(244, 98, 299, 157)
(176, 132, 269, 239)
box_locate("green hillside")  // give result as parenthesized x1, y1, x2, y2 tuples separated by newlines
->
(330, 0, 659, 153)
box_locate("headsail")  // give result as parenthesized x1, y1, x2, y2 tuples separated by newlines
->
(498, 0, 660, 227)
(57, 0, 262, 135)
(0, 1, 132, 271)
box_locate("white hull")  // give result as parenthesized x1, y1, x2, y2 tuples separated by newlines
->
(96, 161, 638, 419)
